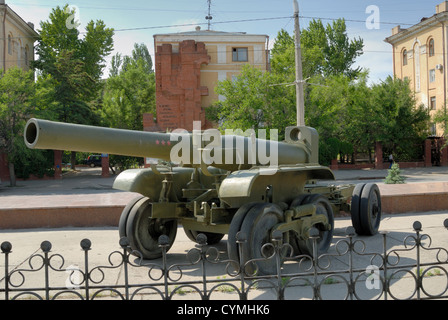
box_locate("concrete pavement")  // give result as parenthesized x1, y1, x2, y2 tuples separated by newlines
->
(1, 210, 447, 300)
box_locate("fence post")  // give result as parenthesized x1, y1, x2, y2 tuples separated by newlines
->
(158, 235, 170, 300)
(236, 232, 248, 300)
(1, 241, 12, 301)
(413, 221, 423, 300)
(40, 241, 52, 300)
(381, 231, 389, 300)
(345, 227, 356, 300)
(80, 239, 91, 300)
(310, 227, 320, 300)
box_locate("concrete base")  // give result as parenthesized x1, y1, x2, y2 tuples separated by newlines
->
(379, 182, 448, 214)
(1, 182, 448, 229)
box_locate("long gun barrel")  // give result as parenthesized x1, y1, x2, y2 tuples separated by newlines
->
(24, 118, 318, 171)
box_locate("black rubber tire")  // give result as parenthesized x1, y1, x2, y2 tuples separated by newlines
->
(227, 202, 258, 267)
(359, 183, 382, 235)
(350, 183, 366, 235)
(126, 197, 177, 259)
(118, 195, 145, 239)
(239, 203, 284, 275)
(296, 194, 334, 256)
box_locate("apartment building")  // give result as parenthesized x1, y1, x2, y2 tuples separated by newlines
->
(0, 0, 38, 72)
(385, 1, 448, 136)
(150, 27, 270, 132)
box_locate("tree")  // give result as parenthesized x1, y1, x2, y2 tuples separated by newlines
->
(370, 76, 430, 161)
(32, 4, 114, 168)
(0, 67, 55, 186)
(101, 43, 156, 172)
(384, 163, 406, 184)
(271, 19, 364, 80)
(307, 74, 430, 164)
(33, 4, 114, 121)
(207, 64, 296, 139)
(101, 43, 155, 131)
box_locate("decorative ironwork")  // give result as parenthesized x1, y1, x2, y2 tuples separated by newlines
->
(1, 219, 448, 300)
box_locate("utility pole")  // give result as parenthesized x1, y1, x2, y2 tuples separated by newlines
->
(293, 0, 305, 126)
(205, 0, 213, 30)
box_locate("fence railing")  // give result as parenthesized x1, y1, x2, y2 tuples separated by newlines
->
(1, 219, 448, 300)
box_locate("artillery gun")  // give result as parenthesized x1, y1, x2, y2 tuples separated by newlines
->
(24, 118, 381, 274)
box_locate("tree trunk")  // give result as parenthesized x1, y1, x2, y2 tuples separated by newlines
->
(8, 162, 16, 187)
(71, 151, 76, 170)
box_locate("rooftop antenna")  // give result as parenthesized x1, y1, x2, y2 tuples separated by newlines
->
(205, 0, 213, 30)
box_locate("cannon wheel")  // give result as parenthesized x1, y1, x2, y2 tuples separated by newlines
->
(227, 202, 258, 268)
(238, 203, 284, 275)
(351, 183, 381, 235)
(360, 183, 381, 235)
(295, 194, 334, 256)
(118, 195, 145, 239)
(183, 228, 224, 245)
(350, 183, 365, 235)
(125, 197, 177, 259)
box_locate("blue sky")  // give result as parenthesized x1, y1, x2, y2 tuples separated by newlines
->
(6, 0, 446, 83)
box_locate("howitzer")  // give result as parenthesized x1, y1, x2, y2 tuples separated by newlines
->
(24, 118, 381, 274)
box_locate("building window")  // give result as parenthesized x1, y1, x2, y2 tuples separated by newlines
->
(402, 49, 407, 66)
(430, 123, 437, 136)
(7, 34, 12, 55)
(430, 69, 436, 83)
(24, 46, 28, 66)
(430, 96, 436, 110)
(429, 38, 435, 57)
(232, 48, 248, 62)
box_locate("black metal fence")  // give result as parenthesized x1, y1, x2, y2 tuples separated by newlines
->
(1, 219, 448, 300)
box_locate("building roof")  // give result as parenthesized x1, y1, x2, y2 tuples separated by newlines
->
(0, 3, 39, 38)
(384, 3, 448, 45)
(154, 28, 268, 43)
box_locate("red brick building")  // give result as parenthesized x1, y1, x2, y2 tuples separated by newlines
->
(145, 28, 270, 133)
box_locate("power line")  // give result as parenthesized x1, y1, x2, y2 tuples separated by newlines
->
(0, 12, 425, 47)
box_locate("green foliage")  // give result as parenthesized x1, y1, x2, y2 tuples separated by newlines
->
(0, 67, 56, 183)
(109, 155, 143, 173)
(272, 19, 364, 80)
(384, 163, 406, 184)
(33, 4, 114, 125)
(100, 43, 156, 168)
(307, 74, 429, 162)
(101, 43, 155, 131)
(370, 77, 429, 161)
(207, 64, 296, 139)
(12, 139, 54, 179)
(209, 20, 427, 166)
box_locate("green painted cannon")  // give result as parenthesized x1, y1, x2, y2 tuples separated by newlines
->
(24, 118, 381, 274)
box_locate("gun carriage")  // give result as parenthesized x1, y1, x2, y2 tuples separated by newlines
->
(24, 118, 381, 274)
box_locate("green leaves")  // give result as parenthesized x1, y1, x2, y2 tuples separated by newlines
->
(33, 4, 114, 125)
(0, 67, 56, 183)
(209, 64, 295, 139)
(101, 43, 155, 131)
(275, 18, 364, 80)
